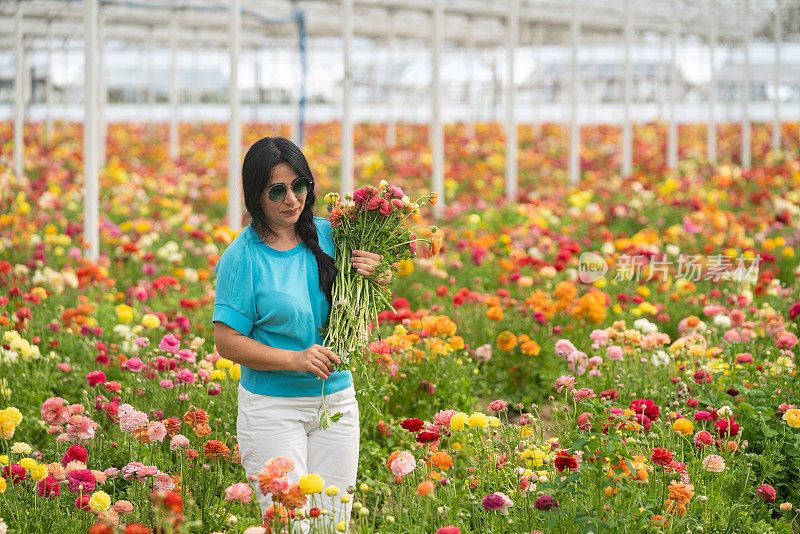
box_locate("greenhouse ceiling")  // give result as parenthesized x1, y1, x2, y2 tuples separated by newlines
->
(0, 0, 796, 50)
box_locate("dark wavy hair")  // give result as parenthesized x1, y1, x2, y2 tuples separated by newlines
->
(241, 136, 337, 304)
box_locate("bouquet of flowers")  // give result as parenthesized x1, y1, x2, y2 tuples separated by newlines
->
(318, 181, 442, 429)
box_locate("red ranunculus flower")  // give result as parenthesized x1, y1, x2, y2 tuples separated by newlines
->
(650, 447, 674, 467)
(400, 418, 425, 432)
(715, 418, 740, 437)
(629, 399, 660, 421)
(554, 450, 578, 472)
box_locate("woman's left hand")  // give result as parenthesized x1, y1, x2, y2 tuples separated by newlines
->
(351, 250, 392, 287)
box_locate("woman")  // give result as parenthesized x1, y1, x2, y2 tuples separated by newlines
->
(212, 136, 390, 528)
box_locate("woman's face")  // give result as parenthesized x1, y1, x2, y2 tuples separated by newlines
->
(259, 162, 307, 232)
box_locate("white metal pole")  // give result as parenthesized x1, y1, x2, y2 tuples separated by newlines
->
(14, 1, 24, 182)
(532, 24, 543, 138)
(622, 0, 633, 177)
(386, 10, 396, 147)
(84, 0, 99, 261)
(431, 0, 444, 217)
(193, 30, 201, 130)
(707, 0, 717, 163)
(465, 18, 476, 139)
(228, 0, 242, 231)
(504, 0, 519, 201)
(568, 0, 580, 185)
(147, 27, 155, 131)
(668, 0, 679, 169)
(741, 0, 751, 168)
(98, 9, 106, 169)
(46, 19, 54, 141)
(772, 0, 781, 152)
(169, 16, 179, 161)
(342, 0, 354, 194)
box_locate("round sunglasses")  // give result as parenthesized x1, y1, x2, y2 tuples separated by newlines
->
(265, 176, 313, 203)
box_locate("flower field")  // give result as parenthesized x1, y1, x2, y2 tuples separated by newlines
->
(0, 120, 799, 534)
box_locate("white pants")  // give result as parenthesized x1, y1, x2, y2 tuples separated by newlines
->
(237, 383, 360, 532)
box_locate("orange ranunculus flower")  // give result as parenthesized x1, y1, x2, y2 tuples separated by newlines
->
(416, 480, 435, 497)
(183, 408, 209, 427)
(430, 451, 453, 471)
(194, 423, 212, 437)
(386, 450, 401, 471)
(203, 440, 230, 460)
(496, 331, 517, 352)
(521, 340, 541, 356)
(664, 499, 687, 515)
(553, 280, 577, 301)
(667, 481, 694, 505)
(486, 306, 504, 321)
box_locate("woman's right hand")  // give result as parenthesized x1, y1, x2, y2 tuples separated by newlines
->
(293, 345, 342, 379)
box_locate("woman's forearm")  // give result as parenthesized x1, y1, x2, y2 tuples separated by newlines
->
(213, 322, 297, 371)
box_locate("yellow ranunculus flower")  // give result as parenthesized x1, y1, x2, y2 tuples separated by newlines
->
(30, 463, 48, 481)
(783, 409, 800, 428)
(299, 473, 325, 494)
(467, 412, 489, 429)
(449, 412, 468, 432)
(4, 408, 22, 425)
(19, 458, 36, 471)
(0, 476, 6, 493)
(115, 304, 134, 324)
(141, 314, 161, 329)
(672, 418, 694, 436)
(10, 442, 31, 454)
(487, 416, 501, 428)
(209, 370, 226, 381)
(0, 455, 8, 464)
(216, 358, 234, 369)
(325, 485, 340, 497)
(336, 522, 347, 532)
(89, 490, 111, 513)
(229, 364, 241, 380)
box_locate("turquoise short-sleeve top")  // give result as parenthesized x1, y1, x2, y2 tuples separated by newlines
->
(211, 216, 352, 397)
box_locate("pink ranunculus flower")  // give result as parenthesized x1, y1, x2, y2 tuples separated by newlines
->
(41, 397, 69, 426)
(170, 434, 190, 450)
(701, 454, 726, 473)
(119, 411, 149, 433)
(554, 339, 577, 358)
(85, 370, 107, 387)
(777, 332, 798, 350)
(67, 469, 96, 494)
(474, 344, 492, 362)
(433, 409, 457, 427)
(158, 334, 181, 354)
(159, 380, 174, 389)
(606, 345, 624, 361)
(121, 462, 144, 482)
(153, 473, 175, 491)
(113, 500, 134, 514)
(572, 388, 596, 401)
(147, 421, 168, 442)
(488, 400, 508, 413)
(65, 415, 99, 441)
(134, 337, 150, 347)
(176, 369, 196, 384)
(555, 375, 576, 393)
(123, 357, 145, 372)
(177, 349, 196, 363)
(224, 482, 253, 503)
(389, 451, 416, 477)
(481, 492, 514, 515)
